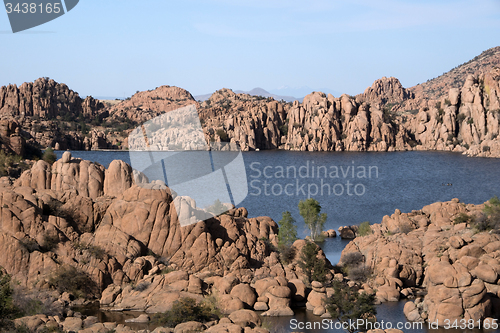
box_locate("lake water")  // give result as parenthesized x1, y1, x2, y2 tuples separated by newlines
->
(57, 150, 500, 332)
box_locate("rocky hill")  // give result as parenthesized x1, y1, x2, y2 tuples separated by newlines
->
(410, 46, 500, 100)
(200, 69, 500, 157)
(0, 77, 109, 151)
(0, 47, 499, 159)
(106, 85, 197, 124)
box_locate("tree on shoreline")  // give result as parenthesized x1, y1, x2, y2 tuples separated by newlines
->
(277, 211, 297, 247)
(298, 198, 327, 241)
(278, 211, 297, 264)
(277, 211, 298, 264)
(325, 280, 377, 333)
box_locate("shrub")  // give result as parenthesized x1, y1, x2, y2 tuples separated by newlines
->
(14, 297, 44, 318)
(0, 151, 23, 177)
(279, 123, 288, 137)
(151, 297, 217, 328)
(73, 241, 107, 260)
(20, 238, 40, 253)
(48, 266, 98, 299)
(202, 290, 222, 319)
(467, 197, 500, 233)
(342, 252, 369, 282)
(482, 196, 500, 231)
(43, 198, 74, 222)
(357, 222, 371, 236)
(0, 270, 18, 321)
(38, 327, 64, 333)
(216, 129, 228, 142)
(399, 223, 414, 234)
(347, 265, 370, 283)
(472, 214, 492, 232)
(483, 145, 490, 152)
(86, 245, 106, 260)
(41, 233, 59, 252)
(42, 148, 57, 164)
(342, 252, 364, 267)
(278, 244, 296, 265)
(160, 267, 176, 275)
(15, 324, 31, 333)
(133, 282, 150, 292)
(259, 237, 277, 253)
(454, 212, 473, 224)
(383, 106, 395, 123)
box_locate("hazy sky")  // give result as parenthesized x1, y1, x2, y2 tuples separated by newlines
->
(1, 0, 499, 98)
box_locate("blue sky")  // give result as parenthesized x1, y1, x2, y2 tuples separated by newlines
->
(1, 0, 499, 98)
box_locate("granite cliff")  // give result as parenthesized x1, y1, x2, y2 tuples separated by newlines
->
(1, 47, 500, 158)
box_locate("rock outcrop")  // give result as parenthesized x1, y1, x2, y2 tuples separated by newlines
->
(199, 69, 500, 157)
(13, 310, 270, 333)
(2, 154, 279, 295)
(199, 85, 411, 153)
(2, 154, 356, 331)
(0, 77, 107, 150)
(341, 198, 500, 327)
(106, 85, 197, 125)
(0, 118, 25, 156)
(2, 47, 500, 157)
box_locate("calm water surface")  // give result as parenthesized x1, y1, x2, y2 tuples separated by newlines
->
(58, 150, 500, 332)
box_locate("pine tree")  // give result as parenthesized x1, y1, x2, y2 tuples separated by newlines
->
(277, 211, 297, 247)
(298, 241, 327, 284)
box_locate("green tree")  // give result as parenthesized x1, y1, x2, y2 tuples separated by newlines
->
(206, 199, 227, 216)
(0, 269, 18, 323)
(48, 266, 98, 299)
(42, 147, 57, 164)
(277, 211, 298, 264)
(325, 280, 377, 333)
(298, 241, 327, 284)
(277, 211, 297, 246)
(298, 198, 327, 241)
